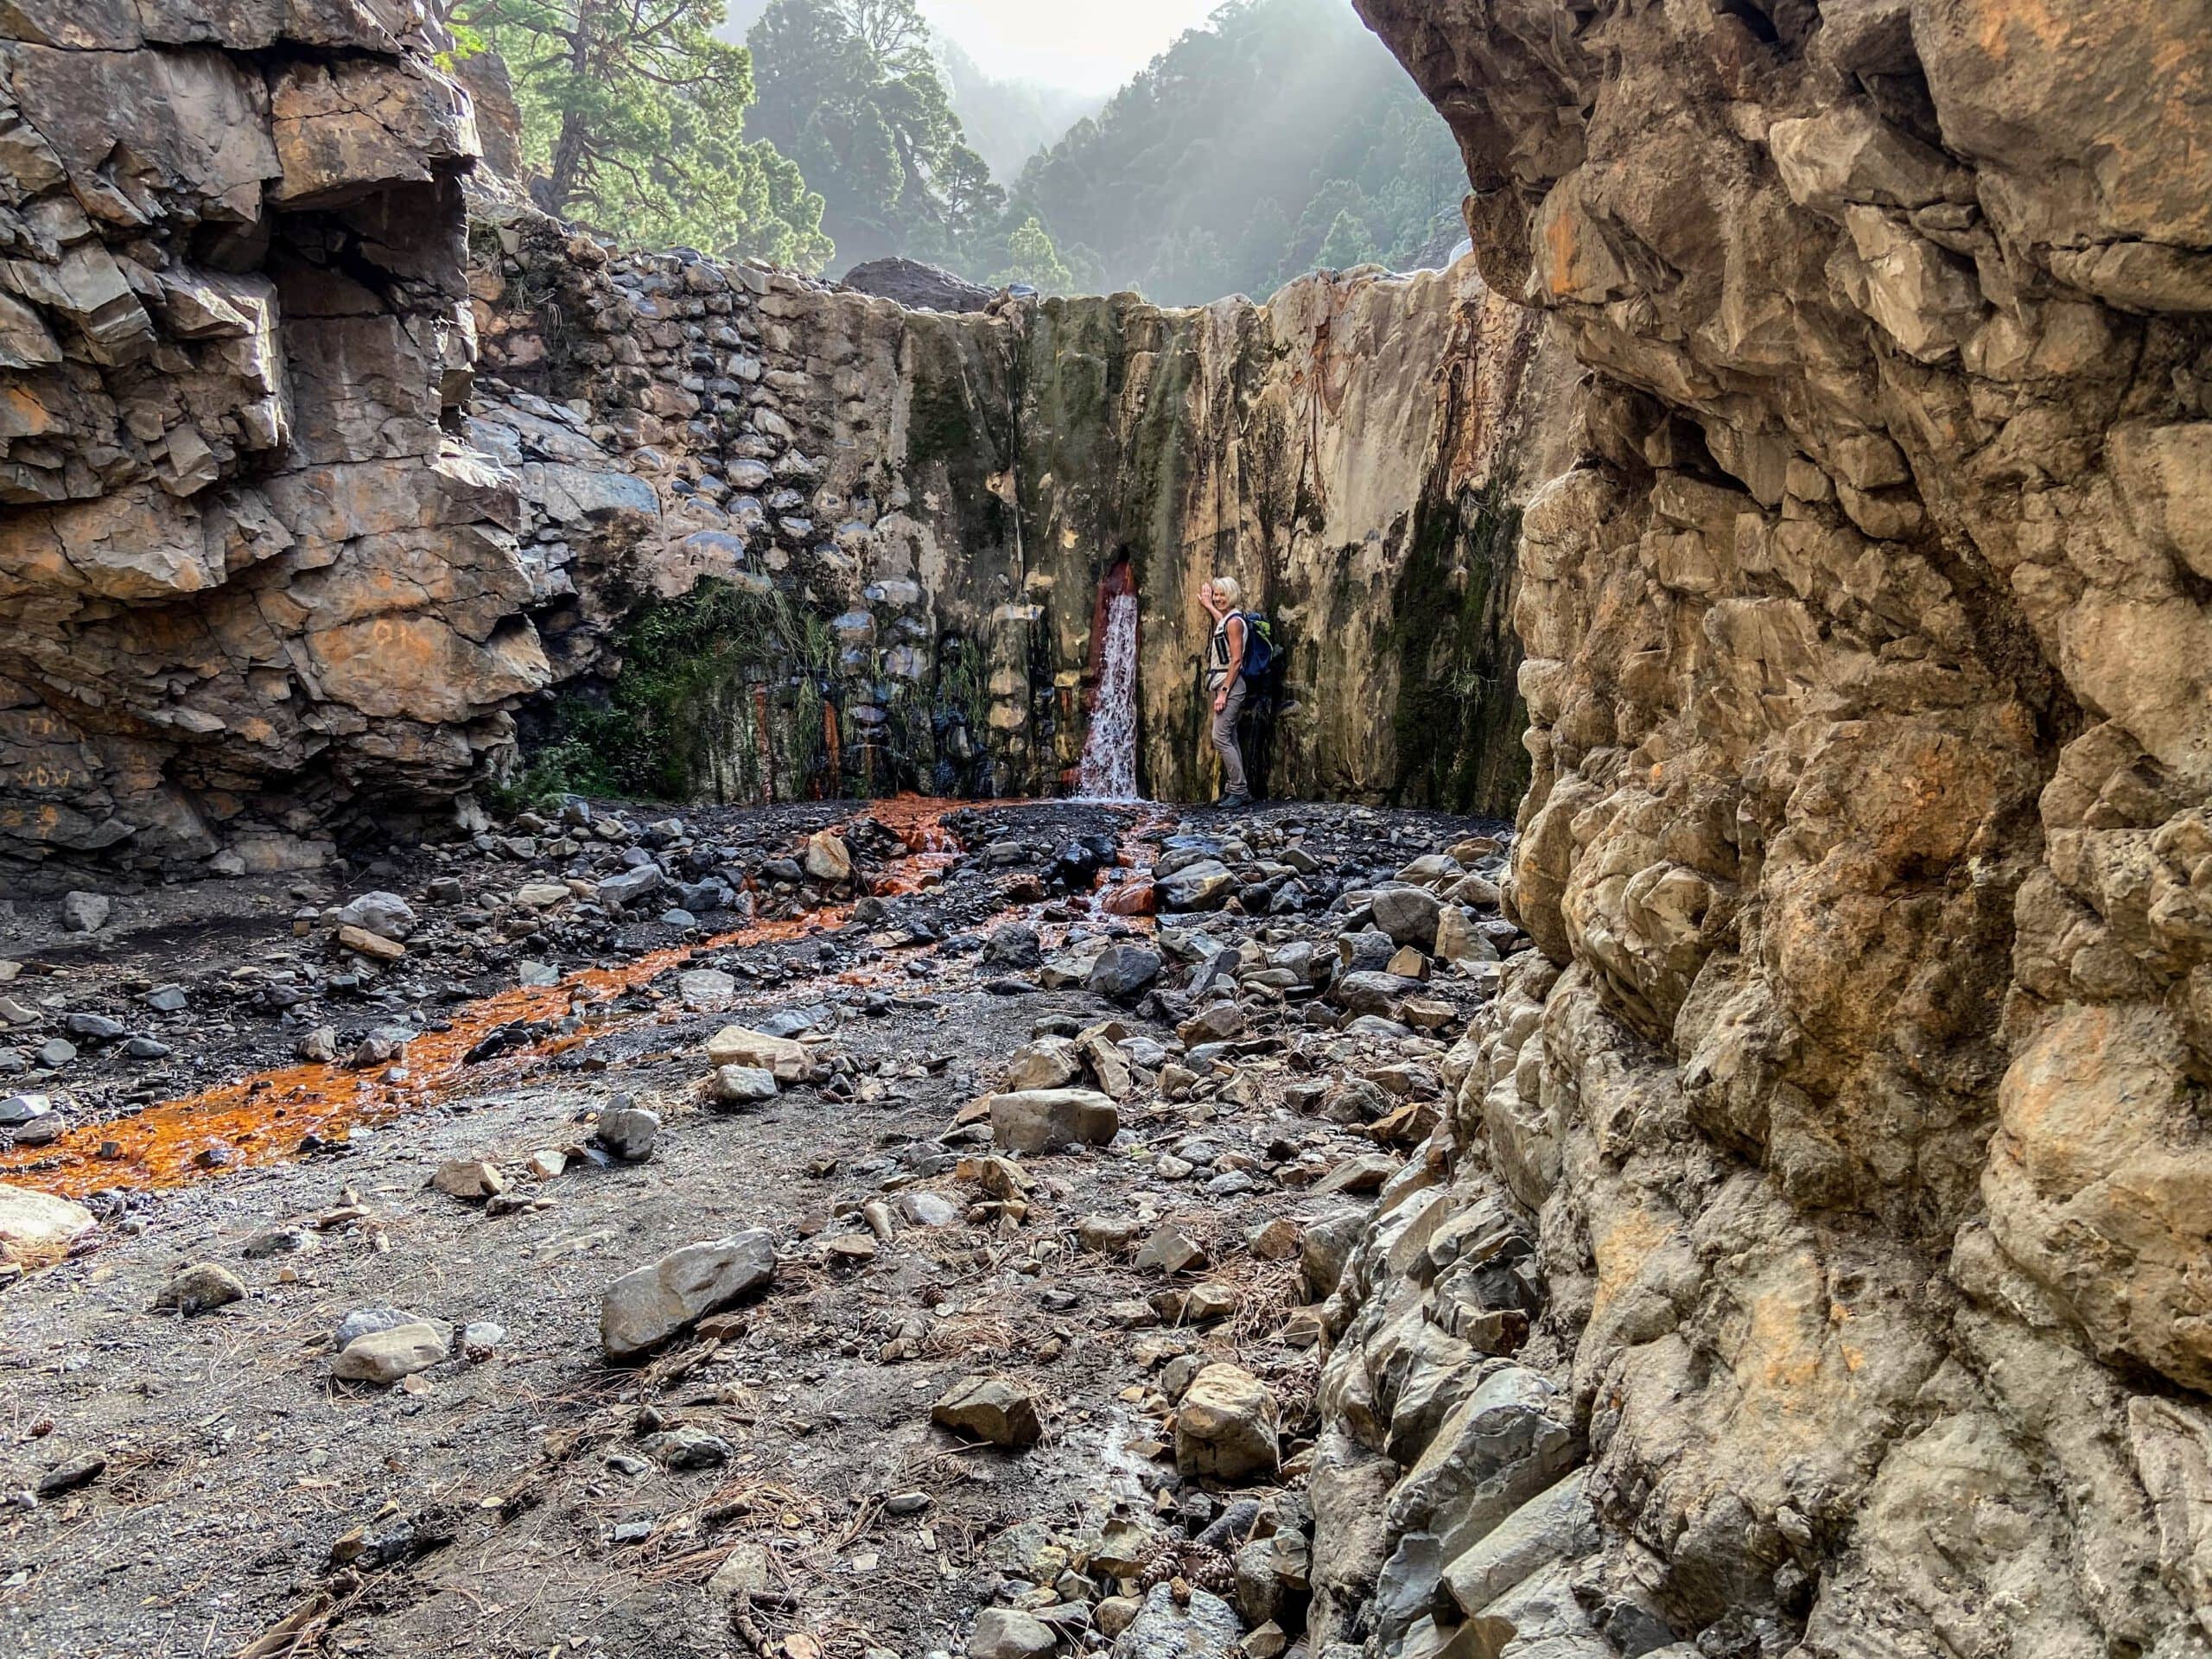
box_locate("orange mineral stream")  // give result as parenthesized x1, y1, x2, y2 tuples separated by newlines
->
(0, 798, 1154, 1200)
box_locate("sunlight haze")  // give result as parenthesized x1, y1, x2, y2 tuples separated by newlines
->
(919, 0, 1226, 93)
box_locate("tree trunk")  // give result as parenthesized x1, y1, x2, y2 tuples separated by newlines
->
(543, 0, 595, 213)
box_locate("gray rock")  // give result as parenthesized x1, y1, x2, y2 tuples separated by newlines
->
(601, 1230, 777, 1360)
(156, 1262, 245, 1314)
(1111, 1584, 1240, 1659)
(1159, 861, 1235, 912)
(709, 1064, 779, 1106)
(0, 1093, 52, 1128)
(645, 1424, 734, 1469)
(60, 892, 110, 932)
(596, 865, 664, 908)
(1441, 1469, 1598, 1617)
(33, 1039, 74, 1070)
(990, 1089, 1120, 1154)
(334, 890, 416, 939)
(969, 1607, 1058, 1659)
(334, 1306, 421, 1347)
(1087, 944, 1163, 1001)
(1369, 886, 1444, 950)
(143, 985, 188, 1013)
(897, 1190, 963, 1228)
(594, 1103, 660, 1160)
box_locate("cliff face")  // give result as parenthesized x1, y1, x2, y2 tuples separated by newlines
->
(1305, 2, 2212, 1656)
(0, 0, 528, 883)
(475, 213, 1559, 810)
(0, 79, 1549, 891)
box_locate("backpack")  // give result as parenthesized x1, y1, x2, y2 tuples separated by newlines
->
(1236, 612, 1276, 686)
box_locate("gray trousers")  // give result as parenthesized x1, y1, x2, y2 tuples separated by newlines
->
(1208, 676, 1249, 798)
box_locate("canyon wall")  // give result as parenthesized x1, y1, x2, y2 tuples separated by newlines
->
(473, 208, 1560, 811)
(0, 0, 527, 883)
(1298, 2, 2212, 1656)
(0, 13, 1556, 893)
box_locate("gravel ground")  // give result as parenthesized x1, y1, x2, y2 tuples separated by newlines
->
(0, 797, 1512, 1659)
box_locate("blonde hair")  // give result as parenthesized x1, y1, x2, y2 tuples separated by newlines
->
(1209, 575, 1242, 606)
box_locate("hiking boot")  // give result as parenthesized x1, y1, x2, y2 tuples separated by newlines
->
(1217, 791, 1252, 810)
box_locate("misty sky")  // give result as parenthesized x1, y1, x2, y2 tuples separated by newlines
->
(920, 0, 1225, 93)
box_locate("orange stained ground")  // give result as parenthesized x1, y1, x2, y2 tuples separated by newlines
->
(1, 797, 1155, 1200)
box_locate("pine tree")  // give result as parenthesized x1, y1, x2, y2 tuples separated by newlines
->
(746, 0, 1004, 272)
(449, 0, 832, 267)
(1314, 207, 1378, 270)
(991, 217, 1073, 292)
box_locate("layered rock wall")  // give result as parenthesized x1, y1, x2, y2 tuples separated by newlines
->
(0, 0, 534, 884)
(1304, 3, 2212, 1656)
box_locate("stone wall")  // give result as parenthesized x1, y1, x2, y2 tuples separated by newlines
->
(1300, 3, 2212, 1656)
(475, 203, 1562, 810)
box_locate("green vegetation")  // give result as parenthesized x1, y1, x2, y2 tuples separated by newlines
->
(1010, 0, 1465, 302)
(463, 0, 1463, 303)
(741, 0, 1005, 274)
(448, 0, 831, 266)
(514, 578, 813, 803)
(990, 217, 1073, 292)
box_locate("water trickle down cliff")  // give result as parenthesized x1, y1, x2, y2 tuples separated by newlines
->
(1077, 558, 1142, 801)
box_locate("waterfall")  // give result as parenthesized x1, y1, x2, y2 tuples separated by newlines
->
(1077, 592, 1142, 801)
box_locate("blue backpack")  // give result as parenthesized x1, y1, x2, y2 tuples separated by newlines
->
(1236, 612, 1276, 685)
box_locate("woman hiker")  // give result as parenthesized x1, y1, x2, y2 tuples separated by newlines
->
(1198, 576, 1251, 809)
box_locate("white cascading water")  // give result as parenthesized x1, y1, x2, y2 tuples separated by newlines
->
(1077, 592, 1142, 800)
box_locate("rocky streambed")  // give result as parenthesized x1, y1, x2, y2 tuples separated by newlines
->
(0, 796, 1622, 1659)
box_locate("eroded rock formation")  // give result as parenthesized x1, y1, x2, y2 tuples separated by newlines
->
(474, 209, 1556, 807)
(0, 0, 531, 882)
(1306, 1, 2212, 1655)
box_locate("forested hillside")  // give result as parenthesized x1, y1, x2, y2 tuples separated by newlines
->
(452, 0, 1464, 303)
(1013, 0, 1465, 302)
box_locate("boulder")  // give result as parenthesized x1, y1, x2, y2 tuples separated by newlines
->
(334, 890, 416, 938)
(594, 1104, 660, 1160)
(60, 891, 110, 932)
(677, 968, 736, 1009)
(709, 1065, 780, 1105)
(156, 1262, 245, 1314)
(932, 1375, 1044, 1446)
(333, 1321, 448, 1384)
(1111, 1584, 1241, 1659)
(1370, 886, 1443, 950)
(336, 925, 405, 963)
(969, 1608, 1059, 1659)
(1004, 1038, 1079, 1092)
(706, 1025, 811, 1082)
(1433, 906, 1499, 969)
(1088, 944, 1163, 1001)
(431, 1159, 505, 1199)
(1174, 1363, 1279, 1479)
(804, 830, 853, 884)
(601, 1230, 777, 1360)
(596, 865, 664, 908)
(1159, 861, 1235, 912)
(990, 1089, 1120, 1154)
